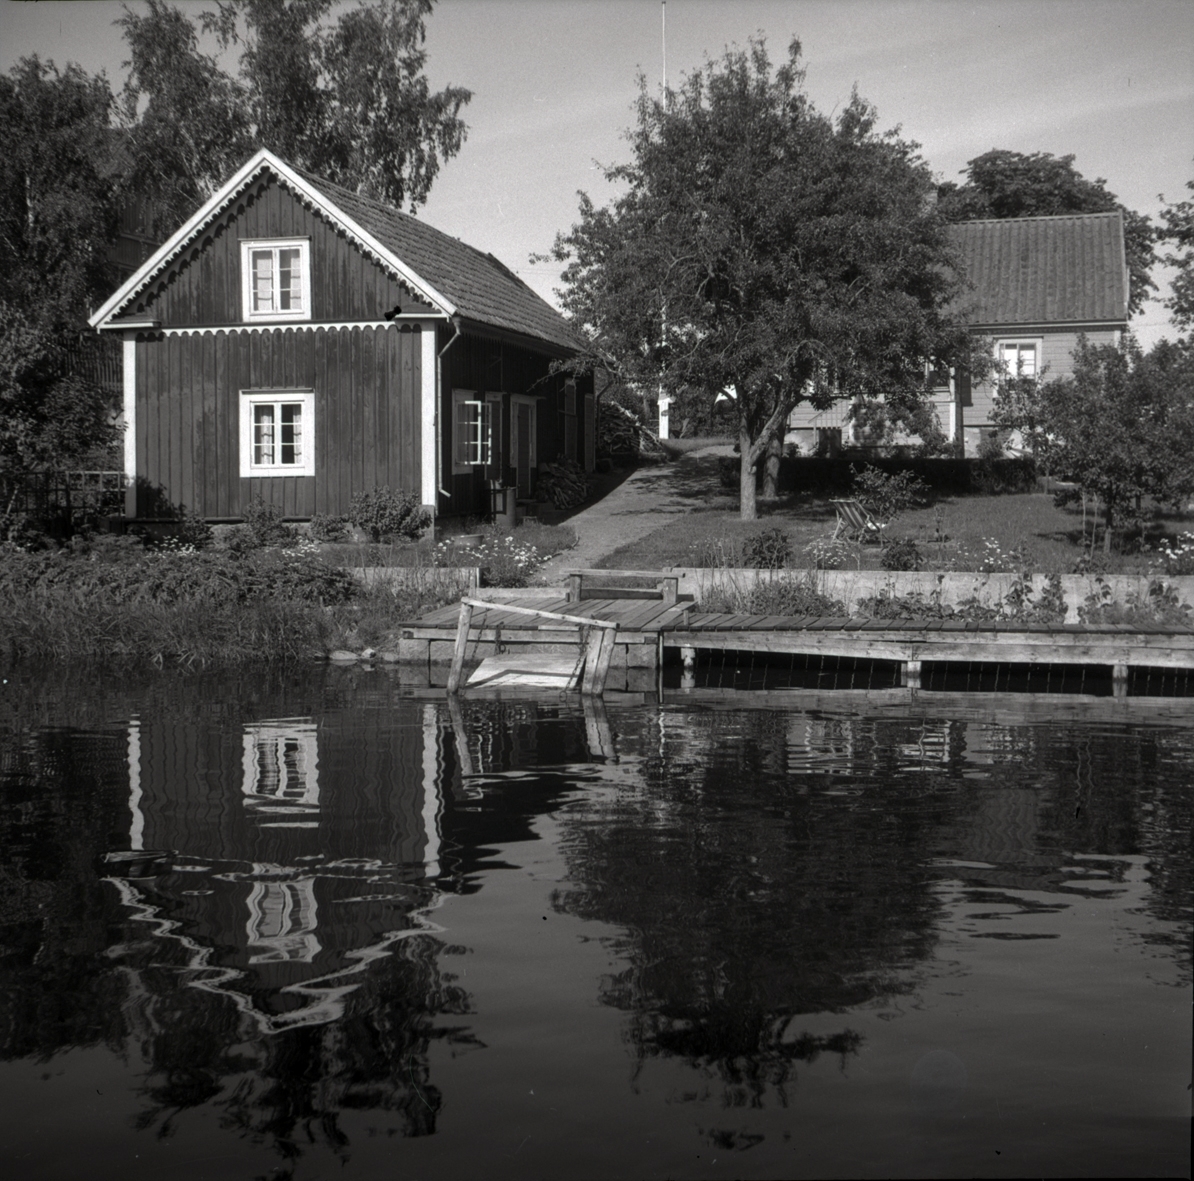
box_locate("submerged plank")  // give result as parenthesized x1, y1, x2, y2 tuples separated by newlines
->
(465, 654, 581, 689)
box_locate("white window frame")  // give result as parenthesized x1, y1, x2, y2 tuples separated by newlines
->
(995, 338, 1042, 380)
(240, 390, 315, 478)
(485, 391, 504, 475)
(240, 238, 312, 323)
(453, 388, 492, 472)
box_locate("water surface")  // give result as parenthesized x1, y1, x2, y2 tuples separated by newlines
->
(0, 666, 1189, 1179)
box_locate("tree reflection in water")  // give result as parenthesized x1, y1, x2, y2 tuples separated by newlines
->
(550, 701, 1193, 1107)
(550, 708, 966, 1106)
(0, 669, 1189, 1172)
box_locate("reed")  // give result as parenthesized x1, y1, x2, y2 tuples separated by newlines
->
(0, 547, 455, 665)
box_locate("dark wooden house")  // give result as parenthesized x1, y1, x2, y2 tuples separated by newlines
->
(89, 148, 593, 524)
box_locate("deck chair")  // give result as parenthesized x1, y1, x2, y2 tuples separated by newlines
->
(830, 498, 886, 543)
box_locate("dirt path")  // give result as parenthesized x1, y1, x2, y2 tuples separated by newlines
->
(533, 445, 734, 583)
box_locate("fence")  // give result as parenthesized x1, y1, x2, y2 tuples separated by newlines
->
(1, 471, 126, 522)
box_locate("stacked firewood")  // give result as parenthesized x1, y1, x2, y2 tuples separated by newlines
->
(599, 399, 668, 458)
(537, 459, 591, 509)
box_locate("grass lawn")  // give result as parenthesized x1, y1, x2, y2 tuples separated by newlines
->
(597, 461, 1194, 575)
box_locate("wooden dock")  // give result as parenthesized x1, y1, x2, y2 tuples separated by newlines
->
(397, 588, 1194, 698)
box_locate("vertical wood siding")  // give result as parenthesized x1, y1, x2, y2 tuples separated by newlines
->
(438, 331, 591, 517)
(135, 325, 422, 519)
(130, 177, 436, 326)
(968, 326, 1120, 425)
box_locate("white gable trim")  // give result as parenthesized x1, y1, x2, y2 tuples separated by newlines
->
(89, 148, 457, 329)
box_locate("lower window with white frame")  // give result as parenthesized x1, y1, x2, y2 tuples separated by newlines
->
(240, 390, 315, 478)
(453, 388, 492, 471)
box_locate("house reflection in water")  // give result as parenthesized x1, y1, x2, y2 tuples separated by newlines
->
(112, 704, 448, 1033)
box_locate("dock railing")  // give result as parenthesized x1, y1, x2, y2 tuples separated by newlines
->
(447, 596, 620, 695)
(565, 568, 679, 605)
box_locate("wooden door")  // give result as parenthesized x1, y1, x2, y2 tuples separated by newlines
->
(515, 402, 532, 498)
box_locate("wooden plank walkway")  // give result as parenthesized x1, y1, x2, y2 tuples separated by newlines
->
(399, 593, 1194, 697)
(666, 613, 1194, 671)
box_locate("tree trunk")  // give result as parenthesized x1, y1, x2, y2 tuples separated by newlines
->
(1104, 500, 1114, 554)
(738, 425, 758, 520)
(761, 428, 783, 499)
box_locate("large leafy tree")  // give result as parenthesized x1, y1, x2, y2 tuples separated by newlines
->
(0, 58, 123, 479)
(938, 150, 1155, 315)
(1157, 170, 1194, 333)
(117, 0, 471, 227)
(995, 334, 1194, 551)
(551, 40, 978, 519)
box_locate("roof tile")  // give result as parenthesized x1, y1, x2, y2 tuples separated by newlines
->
(947, 212, 1129, 326)
(293, 167, 582, 353)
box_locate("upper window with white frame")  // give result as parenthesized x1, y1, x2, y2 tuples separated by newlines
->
(240, 390, 315, 477)
(996, 340, 1041, 379)
(241, 239, 311, 322)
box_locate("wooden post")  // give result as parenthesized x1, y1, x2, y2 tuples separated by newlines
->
(901, 659, 922, 689)
(446, 693, 474, 778)
(446, 601, 474, 694)
(582, 694, 616, 760)
(581, 626, 606, 695)
(658, 576, 678, 605)
(565, 625, 590, 691)
(590, 625, 618, 695)
(568, 573, 583, 603)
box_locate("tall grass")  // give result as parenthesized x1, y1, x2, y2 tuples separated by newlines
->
(0, 547, 455, 665)
(697, 571, 845, 616)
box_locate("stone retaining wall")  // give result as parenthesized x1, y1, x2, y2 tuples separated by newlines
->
(663, 568, 1194, 625)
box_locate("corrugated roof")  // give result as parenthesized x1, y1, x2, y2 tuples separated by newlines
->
(946, 212, 1128, 327)
(291, 166, 581, 354)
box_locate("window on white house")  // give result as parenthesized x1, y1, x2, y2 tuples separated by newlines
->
(240, 391, 315, 477)
(240, 239, 311, 322)
(453, 389, 492, 470)
(997, 341, 1040, 378)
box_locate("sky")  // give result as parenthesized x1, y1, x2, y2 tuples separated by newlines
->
(3, 0, 1192, 344)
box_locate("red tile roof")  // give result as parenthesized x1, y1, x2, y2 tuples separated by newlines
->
(946, 212, 1129, 327)
(294, 167, 582, 354)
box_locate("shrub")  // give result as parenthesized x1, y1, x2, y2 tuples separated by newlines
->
(803, 536, 852, 570)
(699, 573, 843, 615)
(688, 532, 743, 569)
(241, 497, 295, 547)
(856, 590, 953, 620)
(741, 527, 793, 570)
(309, 512, 352, 543)
(1154, 531, 1194, 576)
(881, 537, 922, 571)
(349, 487, 430, 542)
(851, 465, 928, 522)
(977, 429, 1009, 460)
(1079, 577, 1192, 626)
(435, 533, 542, 587)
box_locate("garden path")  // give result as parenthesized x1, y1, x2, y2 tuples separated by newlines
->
(532, 444, 735, 584)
